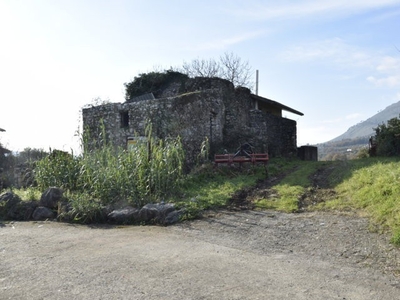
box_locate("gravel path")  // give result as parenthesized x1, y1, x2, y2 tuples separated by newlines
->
(1, 210, 400, 299)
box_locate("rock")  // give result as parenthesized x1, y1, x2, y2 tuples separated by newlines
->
(0, 192, 22, 219)
(32, 206, 55, 221)
(157, 203, 176, 218)
(138, 204, 159, 222)
(40, 187, 63, 209)
(138, 203, 178, 224)
(0, 191, 21, 209)
(7, 201, 38, 221)
(164, 209, 184, 225)
(107, 206, 139, 224)
(155, 203, 177, 224)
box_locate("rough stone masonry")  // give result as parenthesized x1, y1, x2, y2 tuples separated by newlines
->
(82, 77, 302, 164)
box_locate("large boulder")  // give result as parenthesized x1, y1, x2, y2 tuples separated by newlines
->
(0, 192, 22, 219)
(0, 191, 21, 208)
(32, 206, 55, 221)
(138, 203, 179, 224)
(138, 203, 160, 223)
(7, 201, 38, 220)
(40, 187, 63, 209)
(107, 203, 181, 225)
(107, 206, 140, 224)
(164, 209, 184, 225)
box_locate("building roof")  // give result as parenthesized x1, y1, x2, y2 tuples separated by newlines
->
(130, 93, 155, 102)
(250, 94, 304, 116)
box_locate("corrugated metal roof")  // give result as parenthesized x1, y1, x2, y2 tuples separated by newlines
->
(130, 93, 155, 102)
(251, 94, 304, 116)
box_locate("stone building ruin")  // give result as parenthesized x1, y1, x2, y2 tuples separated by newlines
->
(82, 77, 303, 163)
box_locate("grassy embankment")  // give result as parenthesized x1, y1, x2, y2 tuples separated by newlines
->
(5, 147, 400, 245)
(169, 156, 400, 245)
(320, 157, 400, 244)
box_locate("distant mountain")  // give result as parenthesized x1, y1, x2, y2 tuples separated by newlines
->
(317, 101, 400, 160)
(328, 101, 400, 142)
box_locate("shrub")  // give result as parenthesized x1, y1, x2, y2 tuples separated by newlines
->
(374, 115, 400, 156)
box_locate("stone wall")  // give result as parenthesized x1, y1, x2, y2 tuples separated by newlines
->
(249, 110, 297, 156)
(82, 78, 299, 163)
(83, 90, 226, 163)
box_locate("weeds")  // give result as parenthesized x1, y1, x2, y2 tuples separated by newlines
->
(176, 164, 266, 218)
(254, 159, 320, 212)
(13, 188, 41, 201)
(10, 138, 400, 248)
(33, 122, 185, 209)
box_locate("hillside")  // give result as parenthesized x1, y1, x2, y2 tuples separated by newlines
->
(330, 101, 400, 142)
(318, 101, 400, 160)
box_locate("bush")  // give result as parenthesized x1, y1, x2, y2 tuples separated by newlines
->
(374, 115, 400, 156)
(124, 70, 189, 100)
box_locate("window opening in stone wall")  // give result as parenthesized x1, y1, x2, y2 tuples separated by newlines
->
(120, 111, 129, 128)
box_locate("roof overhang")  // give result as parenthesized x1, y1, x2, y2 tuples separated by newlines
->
(251, 94, 304, 116)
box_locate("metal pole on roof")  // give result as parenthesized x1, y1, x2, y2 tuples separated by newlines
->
(255, 70, 259, 110)
(256, 70, 259, 96)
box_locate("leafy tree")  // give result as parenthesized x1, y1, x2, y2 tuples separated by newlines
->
(0, 143, 11, 168)
(374, 115, 400, 156)
(0, 143, 13, 189)
(15, 148, 48, 165)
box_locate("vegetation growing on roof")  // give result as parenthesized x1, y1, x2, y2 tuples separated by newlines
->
(124, 52, 254, 101)
(124, 69, 189, 100)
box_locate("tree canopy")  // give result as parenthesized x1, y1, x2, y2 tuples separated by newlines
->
(374, 114, 400, 156)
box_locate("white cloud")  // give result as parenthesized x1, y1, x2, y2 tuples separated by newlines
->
(187, 30, 266, 51)
(228, 0, 400, 21)
(376, 56, 400, 72)
(280, 38, 373, 69)
(281, 38, 400, 88)
(366, 55, 400, 87)
(367, 75, 400, 87)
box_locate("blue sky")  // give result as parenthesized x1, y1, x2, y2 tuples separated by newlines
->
(1, 0, 400, 153)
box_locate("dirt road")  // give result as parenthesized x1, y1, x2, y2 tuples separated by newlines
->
(1, 210, 400, 299)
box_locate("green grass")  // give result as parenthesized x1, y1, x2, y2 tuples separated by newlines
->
(176, 164, 266, 219)
(5, 152, 400, 247)
(12, 188, 41, 201)
(255, 160, 321, 212)
(33, 123, 185, 208)
(253, 157, 400, 246)
(313, 157, 400, 245)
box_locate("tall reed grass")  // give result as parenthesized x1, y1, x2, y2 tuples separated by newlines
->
(34, 123, 185, 207)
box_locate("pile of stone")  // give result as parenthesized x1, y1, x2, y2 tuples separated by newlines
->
(0, 187, 183, 225)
